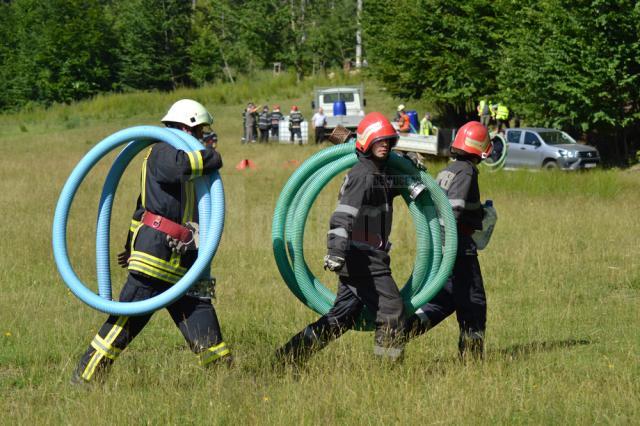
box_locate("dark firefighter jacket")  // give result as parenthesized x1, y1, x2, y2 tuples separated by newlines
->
(327, 154, 399, 277)
(270, 111, 283, 128)
(124, 142, 223, 284)
(258, 112, 270, 130)
(289, 111, 303, 129)
(436, 157, 483, 254)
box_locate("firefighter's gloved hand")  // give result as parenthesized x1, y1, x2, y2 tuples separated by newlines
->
(166, 222, 199, 254)
(403, 152, 425, 171)
(117, 250, 130, 268)
(323, 255, 345, 273)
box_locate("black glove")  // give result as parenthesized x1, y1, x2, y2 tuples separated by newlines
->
(117, 250, 130, 268)
(402, 152, 425, 170)
(166, 222, 199, 254)
(323, 255, 345, 272)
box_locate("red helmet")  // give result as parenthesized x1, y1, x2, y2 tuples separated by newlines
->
(451, 121, 492, 158)
(356, 112, 398, 153)
(291, 105, 298, 111)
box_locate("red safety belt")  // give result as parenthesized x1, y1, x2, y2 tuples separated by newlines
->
(141, 211, 192, 242)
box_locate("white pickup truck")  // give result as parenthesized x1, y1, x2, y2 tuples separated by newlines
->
(311, 85, 366, 130)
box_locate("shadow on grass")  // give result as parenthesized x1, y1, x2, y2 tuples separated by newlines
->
(493, 338, 592, 361)
(411, 338, 594, 373)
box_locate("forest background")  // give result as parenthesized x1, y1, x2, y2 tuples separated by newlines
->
(1, 0, 639, 164)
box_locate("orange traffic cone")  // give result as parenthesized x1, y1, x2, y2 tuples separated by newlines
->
(235, 159, 257, 170)
(281, 159, 301, 169)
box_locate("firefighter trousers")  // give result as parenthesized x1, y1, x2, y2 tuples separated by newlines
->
(276, 274, 405, 363)
(405, 245, 486, 357)
(73, 273, 230, 383)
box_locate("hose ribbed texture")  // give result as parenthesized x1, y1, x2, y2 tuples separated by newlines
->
(272, 142, 457, 329)
(53, 126, 224, 316)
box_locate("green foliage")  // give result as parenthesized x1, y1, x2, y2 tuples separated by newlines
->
(497, 0, 640, 130)
(0, 0, 360, 110)
(1, 0, 117, 108)
(111, 0, 193, 91)
(363, 0, 500, 125)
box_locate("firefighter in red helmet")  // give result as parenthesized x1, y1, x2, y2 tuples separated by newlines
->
(275, 112, 407, 365)
(405, 121, 492, 360)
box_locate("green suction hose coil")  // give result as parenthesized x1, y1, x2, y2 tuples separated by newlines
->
(483, 133, 508, 171)
(272, 142, 457, 329)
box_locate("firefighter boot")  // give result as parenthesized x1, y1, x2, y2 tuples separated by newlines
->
(373, 325, 405, 362)
(403, 313, 431, 341)
(458, 329, 485, 361)
(274, 318, 340, 367)
(70, 357, 111, 387)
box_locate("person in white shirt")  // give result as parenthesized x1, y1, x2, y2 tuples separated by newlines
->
(311, 108, 328, 144)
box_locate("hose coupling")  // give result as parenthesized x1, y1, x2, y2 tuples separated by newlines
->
(409, 181, 426, 200)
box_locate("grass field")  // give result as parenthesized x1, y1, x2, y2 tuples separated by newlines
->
(1, 73, 639, 425)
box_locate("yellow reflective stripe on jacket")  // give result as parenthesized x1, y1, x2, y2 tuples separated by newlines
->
(186, 151, 204, 179)
(82, 316, 128, 381)
(129, 219, 142, 233)
(128, 252, 187, 284)
(128, 261, 182, 284)
(129, 251, 188, 275)
(198, 342, 230, 366)
(182, 181, 194, 224)
(140, 147, 153, 208)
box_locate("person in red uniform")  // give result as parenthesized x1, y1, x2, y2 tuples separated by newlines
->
(275, 112, 407, 365)
(405, 121, 492, 360)
(71, 99, 231, 385)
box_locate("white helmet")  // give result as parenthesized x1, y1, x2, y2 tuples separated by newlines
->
(397, 104, 405, 112)
(161, 99, 213, 127)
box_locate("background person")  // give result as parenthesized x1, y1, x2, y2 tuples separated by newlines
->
(477, 98, 491, 128)
(289, 105, 304, 145)
(270, 105, 284, 141)
(495, 102, 510, 133)
(71, 99, 232, 385)
(275, 112, 406, 365)
(404, 121, 492, 361)
(395, 104, 411, 133)
(311, 107, 327, 144)
(419, 112, 436, 136)
(245, 102, 258, 143)
(258, 105, 271, 143)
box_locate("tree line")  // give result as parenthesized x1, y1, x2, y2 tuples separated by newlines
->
(0, 0, 357, 110)
(364, 0, 640, 163)
(1, 0, 638, 163)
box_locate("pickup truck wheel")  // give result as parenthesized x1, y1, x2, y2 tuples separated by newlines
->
(543, 160, 559, 170)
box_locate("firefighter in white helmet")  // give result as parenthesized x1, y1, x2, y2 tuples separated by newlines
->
(71, 99, 232, 385)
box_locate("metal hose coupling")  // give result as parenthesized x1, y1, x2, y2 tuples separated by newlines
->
(408, 181, 426, 200)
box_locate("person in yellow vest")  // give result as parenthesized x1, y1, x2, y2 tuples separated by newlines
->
(495, 102, 510, 133)
(476, 99, 491, 128)
(419, 112, 437, 136)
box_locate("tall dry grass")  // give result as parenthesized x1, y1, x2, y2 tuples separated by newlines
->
(0, 73, 638, 425)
